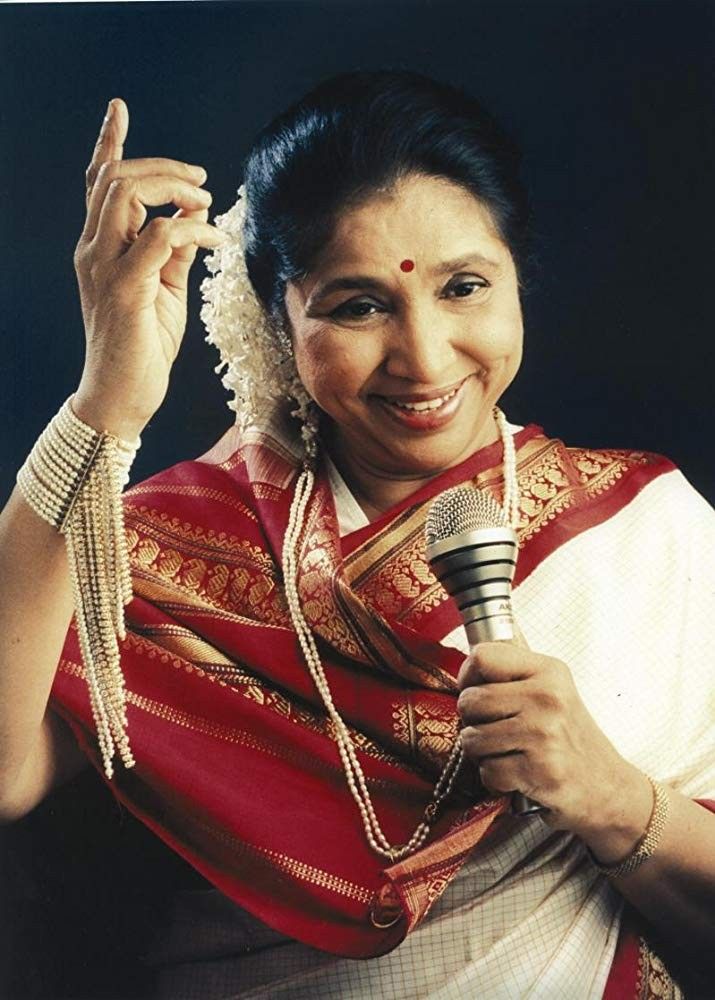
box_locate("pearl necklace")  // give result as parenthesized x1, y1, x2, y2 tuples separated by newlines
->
(281, 405, 520, 862)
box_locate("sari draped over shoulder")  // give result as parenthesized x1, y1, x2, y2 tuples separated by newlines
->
(49, 408, 715, 996)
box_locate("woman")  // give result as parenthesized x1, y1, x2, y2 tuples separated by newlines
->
(1, 70, 713, 998)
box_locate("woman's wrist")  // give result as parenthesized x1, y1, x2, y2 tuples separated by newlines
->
(72, 385, 148, 442)
(576, 762, 655, 866)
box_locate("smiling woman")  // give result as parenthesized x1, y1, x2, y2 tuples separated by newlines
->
(284, 174, 523, 509)
(1, 69, 714, 998)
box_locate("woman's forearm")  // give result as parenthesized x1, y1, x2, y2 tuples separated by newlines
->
(580, 765, 715, 959)
(0, 484, 76, 805)
(457, 643, 715, 961)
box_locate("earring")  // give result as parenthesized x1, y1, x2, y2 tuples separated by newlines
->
(272, 319, 319, 465)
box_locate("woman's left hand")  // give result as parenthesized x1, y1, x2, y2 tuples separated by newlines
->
(457, 641, 647, 839)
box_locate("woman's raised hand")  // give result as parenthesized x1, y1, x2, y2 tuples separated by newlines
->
(72, 99, 227, 440)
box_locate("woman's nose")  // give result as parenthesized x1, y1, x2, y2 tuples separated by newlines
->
(384, 304, 457, 383)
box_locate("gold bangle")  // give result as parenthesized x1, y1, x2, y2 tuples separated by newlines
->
(590, 776, 670, 878)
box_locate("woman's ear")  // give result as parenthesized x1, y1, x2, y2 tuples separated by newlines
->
(275, 296, 295, 347)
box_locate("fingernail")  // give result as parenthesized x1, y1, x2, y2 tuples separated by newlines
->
(192, 165, 207, 182)
(103, 99, 115, 126)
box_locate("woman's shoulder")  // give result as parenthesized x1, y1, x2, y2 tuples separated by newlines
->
(515, 420, 672, 491)
(559, 435, 711, 518)
(514, 419, 715, 540)
(121, 433, 243, 507)
(510, 417, 674, 473)
(118, 424, 265, 548)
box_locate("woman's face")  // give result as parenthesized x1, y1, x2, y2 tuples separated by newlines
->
(283, 172, 524, 483)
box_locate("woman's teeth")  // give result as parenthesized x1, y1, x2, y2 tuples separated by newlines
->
(387, 386, 460, 411)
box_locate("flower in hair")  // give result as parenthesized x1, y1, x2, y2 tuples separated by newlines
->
(199, 185, 318, 460)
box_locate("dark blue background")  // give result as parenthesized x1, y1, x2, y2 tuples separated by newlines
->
(1, 3, 714, 994)
(2, 0, 713, 506)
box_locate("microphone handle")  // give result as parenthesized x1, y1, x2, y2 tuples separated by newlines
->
(511, 791, 546, 816)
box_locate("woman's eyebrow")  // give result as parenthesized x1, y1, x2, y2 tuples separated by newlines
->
(434, 253, 503, 275)
(307, 252, 503, 307)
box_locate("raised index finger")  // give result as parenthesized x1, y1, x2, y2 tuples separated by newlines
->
(85, 98, 128, 206)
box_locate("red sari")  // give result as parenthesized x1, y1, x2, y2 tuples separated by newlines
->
(49, 414, 713, 993)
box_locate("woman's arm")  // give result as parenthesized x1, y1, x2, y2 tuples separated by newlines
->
(457, 643, 715, 961)
(0, 98, 224, 819)
(580, 766, 715, 960)
(0, 486, 89, 819)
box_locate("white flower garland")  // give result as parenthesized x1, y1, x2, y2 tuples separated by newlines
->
(199, 184, 318, 461)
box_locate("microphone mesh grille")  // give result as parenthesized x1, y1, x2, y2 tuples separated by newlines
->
(425, 486, 507, 546)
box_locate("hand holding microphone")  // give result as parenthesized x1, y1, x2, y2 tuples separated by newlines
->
(425, 486, 545, 816)
(426, 485, 640, 836)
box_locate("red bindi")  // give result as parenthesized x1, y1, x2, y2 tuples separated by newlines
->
(399, 259, 415, 272)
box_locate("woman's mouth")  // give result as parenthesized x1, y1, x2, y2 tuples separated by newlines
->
(372, 378, 470, 430)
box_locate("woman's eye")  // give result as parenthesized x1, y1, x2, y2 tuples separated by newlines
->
(329, 278, 488, 320)
(445, 279, 489, 298)
(330, 299, 383, 320)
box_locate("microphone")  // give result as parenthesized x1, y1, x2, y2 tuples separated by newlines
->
(425, 486, 545, 817)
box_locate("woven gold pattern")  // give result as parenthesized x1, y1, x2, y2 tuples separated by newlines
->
(192, 816, 374, 905)
(123, 502, 291, 627)
(344, 437, 654, 632)
(126, 481, 259, 521)
(636, 939, 683, 999)
(392, 699, 460, 766)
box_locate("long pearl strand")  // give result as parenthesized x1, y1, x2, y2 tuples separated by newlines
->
(16, 395, 140, 778)
(282, 405, 520, 862)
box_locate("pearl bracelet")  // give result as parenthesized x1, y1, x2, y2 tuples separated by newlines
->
(589, 776, 670, 879)
(16, 394, 141, 779)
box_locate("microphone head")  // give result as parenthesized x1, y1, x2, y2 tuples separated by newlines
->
(425, 486, 517, 646)
(425, 485, 508, 547)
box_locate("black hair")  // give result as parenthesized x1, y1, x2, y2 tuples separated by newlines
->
(242, 69, 531, 325)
